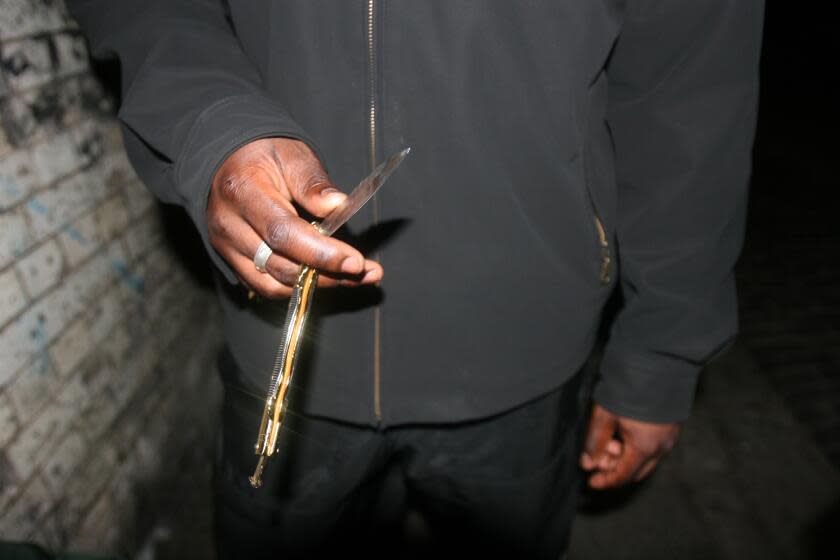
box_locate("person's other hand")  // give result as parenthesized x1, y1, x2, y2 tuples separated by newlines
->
(580, 404, 681, 489)
(207, 137, 383, 298)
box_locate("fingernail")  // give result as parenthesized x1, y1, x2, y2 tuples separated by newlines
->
(321, 187, 344, 203)
(362, 268, 383, 283)
(341, 255, 363, 274)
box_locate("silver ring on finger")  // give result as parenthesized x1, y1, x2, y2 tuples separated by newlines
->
(253, 240, 273, 273)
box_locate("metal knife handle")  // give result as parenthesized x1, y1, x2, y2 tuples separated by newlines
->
(249, 264, 319, 488)
(248, 148, 409, 489)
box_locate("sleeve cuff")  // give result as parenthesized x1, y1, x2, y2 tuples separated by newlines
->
(173, 93, 322, 284)
(593, 343, 702, 423)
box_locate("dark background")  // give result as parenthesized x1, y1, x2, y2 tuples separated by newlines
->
(735, 4, 839, 467)
(571, 9, 840, 559)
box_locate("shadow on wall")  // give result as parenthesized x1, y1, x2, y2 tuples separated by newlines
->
(0, 4, 222, 555)
(87, 57, 213, 290)
(156, 202, 214, 290)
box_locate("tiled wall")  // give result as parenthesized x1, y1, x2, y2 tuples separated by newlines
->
(1, 1, 221, 554)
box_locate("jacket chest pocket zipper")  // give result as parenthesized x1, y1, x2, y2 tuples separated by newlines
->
(593, 214, 612, 285)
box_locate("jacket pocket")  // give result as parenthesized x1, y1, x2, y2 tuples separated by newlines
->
(580, 71, 614, 286)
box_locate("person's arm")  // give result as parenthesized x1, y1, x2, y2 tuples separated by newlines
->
(582, 0, 764, 487)
(68, 1, 380, 293)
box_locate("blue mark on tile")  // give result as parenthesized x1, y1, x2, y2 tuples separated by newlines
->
(29, 313, 50, 374)
(27, 195, 145, 294)
(1, 175, 21, 197)
(61, 224, 88, 245)
(111, 260, 145, 295)
(64, 225, 145, 294)
(26, 198, 49, 215)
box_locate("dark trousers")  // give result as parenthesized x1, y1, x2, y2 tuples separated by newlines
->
(213, 349, 592, 559)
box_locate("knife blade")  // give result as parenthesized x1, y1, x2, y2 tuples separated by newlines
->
(316, 147, 410, 237)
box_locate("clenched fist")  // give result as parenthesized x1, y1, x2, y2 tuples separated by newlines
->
(580, 404, 681, 489)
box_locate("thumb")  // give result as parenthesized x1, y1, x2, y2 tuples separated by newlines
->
(581, 404, 617, 470)
(272, 137, 348, 218)
(294, 172, 347, 219)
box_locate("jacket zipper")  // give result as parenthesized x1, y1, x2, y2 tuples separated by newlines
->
(593, 213, 612, 285)
(367, 0, 382, 422)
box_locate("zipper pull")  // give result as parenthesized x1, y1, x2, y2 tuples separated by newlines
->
(593, 215, 612, 285)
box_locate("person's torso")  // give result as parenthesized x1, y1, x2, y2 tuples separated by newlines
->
(220, 0, 623, 426)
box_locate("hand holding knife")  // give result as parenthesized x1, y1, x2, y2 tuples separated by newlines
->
(249, 147, 410, 488)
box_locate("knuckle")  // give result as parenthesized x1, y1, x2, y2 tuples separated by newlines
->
(266, 218, 294, 250)
(218, 176, 243, 200)
(298, 169, 331, 196)
(311, 246, 337, 269)
(207, 211, 231, 239)
(269, 265, 298, 286)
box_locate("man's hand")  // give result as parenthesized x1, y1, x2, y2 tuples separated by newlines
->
(207, 137, 383, 298)
(580, 404, 681, 489)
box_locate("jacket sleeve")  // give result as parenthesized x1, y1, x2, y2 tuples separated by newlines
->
(67, 0, 319, 282)
(595, 0, 764, 422)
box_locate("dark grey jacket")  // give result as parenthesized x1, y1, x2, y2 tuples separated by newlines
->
(69, 0, 763, 425)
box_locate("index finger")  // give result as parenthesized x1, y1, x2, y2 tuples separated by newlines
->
(244, 188, 366, 275)
(581, 405, 617, 470)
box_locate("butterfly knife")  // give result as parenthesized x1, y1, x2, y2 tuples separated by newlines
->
(250, 147, 410, 488)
